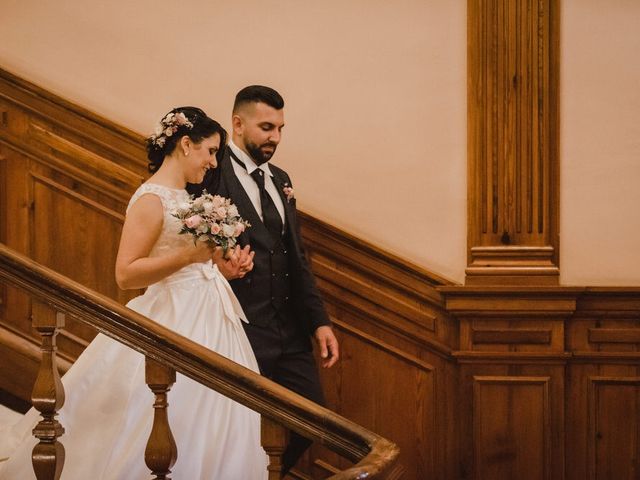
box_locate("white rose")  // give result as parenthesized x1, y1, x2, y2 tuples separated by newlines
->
(227, 205, 238, 217)
(211, 195, 225, 208)
(222, 224, 236, 237)
(203, 202, 215, 215)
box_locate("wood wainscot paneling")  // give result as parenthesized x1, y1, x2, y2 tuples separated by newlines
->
(312, 318, 434, 480)
(299, 212, 459, 479)
(566, 288, 640, 480)
(441, 286, 578, 480)
(0, 68, 146, 401)
(443, 286, 640, 480)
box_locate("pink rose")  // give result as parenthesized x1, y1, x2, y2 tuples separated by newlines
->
(184, 215, 202, 228)
(215, 206, 227, 219)
(283, 186, 294, 201)
(234, 223, 246, 236)
(210, 223, 221, 235)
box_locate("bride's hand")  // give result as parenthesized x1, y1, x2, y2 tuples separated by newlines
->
(214, 245, 255, 280)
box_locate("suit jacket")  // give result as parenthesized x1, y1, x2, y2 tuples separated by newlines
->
(187, 147, 331, 335)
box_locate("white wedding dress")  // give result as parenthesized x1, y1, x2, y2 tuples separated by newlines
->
(0, 183, 268, 479)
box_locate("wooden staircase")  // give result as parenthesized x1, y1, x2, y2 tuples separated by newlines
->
(0, 243, 400, 479)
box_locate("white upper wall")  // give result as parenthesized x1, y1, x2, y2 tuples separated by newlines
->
(0, 0, 468, 283)
(2, 1, 639, 286)
(560, 1, 640, 285)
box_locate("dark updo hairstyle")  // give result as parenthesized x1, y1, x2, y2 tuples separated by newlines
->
(146, 106, 227, 173)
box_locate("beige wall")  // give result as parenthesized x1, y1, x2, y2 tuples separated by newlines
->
(560, 1, 640, 285)
(0, 0, 468, 283)
(2, 1, 639, 286)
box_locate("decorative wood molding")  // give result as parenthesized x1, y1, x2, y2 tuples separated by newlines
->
(29, 122, 143, 189)
(572, 352, 640, 363)
(299, 211, 456, 354)
(0, 128, 134, 202)
(472, 328, 552, 345)
(467, 0, 560, 285)
(334, 319, 435, 372)
(0, 68, 145, 170)
(588, 328, 640, 344)
(454, 351, 571, 364)
(440, 286, 581, 316)
(312, 459, 340, 475)
(0, 324, 73, 371)
(30, 173, 125, 223)
(577, 287, 640, 314)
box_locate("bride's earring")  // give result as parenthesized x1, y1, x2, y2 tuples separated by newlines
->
(184, 151, 189, 156)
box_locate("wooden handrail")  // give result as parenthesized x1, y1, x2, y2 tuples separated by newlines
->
(0, 243, 399, 478)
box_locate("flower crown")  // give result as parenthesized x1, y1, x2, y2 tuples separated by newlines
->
(149, 112, 194, 148)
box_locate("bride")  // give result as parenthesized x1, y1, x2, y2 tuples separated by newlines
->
(0, 107, 268, 479)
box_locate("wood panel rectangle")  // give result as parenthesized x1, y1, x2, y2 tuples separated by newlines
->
(473, 376, 551, 480)
(588, 377, 640, 480)
(29, 122, 143, 188)
(472, 328, 551, 345)
(588, 328, 640, 344)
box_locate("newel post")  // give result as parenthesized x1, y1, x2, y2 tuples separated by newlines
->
(30, 301, 66, 480)
(144, 357, 178, 480)
(261, 416, 289, 480)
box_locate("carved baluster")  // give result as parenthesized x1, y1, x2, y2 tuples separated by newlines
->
(30, 301, 66, 480)
(145, 358, 177, 480)
(261, 416, 289, 480)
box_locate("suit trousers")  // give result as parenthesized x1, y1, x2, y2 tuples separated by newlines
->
(242, 310, 325, 473)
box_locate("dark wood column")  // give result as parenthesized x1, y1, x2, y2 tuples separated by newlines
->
(467, 0, 560, 285)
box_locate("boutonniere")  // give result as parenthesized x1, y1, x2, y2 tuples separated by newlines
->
(282, 183, 295, 202)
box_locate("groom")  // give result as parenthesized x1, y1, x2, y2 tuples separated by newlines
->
(189, 85, 339, 473)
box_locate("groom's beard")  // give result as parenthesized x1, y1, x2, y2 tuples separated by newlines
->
(246, 141, 278, 165)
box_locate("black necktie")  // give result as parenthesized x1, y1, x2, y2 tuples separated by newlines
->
(232, 154, 283, 241)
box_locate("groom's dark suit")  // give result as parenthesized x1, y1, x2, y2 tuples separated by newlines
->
(187, 146, 331, 470)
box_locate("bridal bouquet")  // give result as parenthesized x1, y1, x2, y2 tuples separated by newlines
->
(172, 191, 250, 253)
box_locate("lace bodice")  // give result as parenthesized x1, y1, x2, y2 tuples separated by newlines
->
(126, 183, 192, 257)
(125, 183, 246, 322)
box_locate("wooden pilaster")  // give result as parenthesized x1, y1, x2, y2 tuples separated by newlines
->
(467, 0, 560, 285)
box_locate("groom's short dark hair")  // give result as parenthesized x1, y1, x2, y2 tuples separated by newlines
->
(233, 85, 284, 112)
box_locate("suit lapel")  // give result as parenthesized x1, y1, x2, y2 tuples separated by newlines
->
(271, 170, 294, 231)
(271, 169, 305, 256)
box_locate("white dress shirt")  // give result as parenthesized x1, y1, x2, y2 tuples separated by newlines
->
(228, 140, 285, 230)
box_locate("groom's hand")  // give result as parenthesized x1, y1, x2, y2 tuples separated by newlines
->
(314, 326, 339, 368)
(215, 245, 255, 279)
